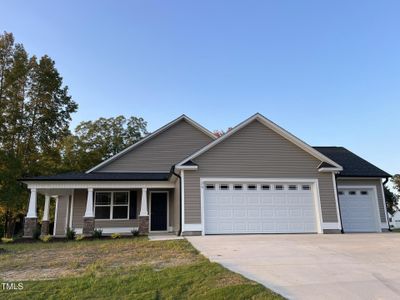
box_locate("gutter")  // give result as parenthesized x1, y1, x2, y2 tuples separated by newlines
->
(171, 167, 182, 236)
(334, 174, 345, 233)
(383, 177, 392, 232)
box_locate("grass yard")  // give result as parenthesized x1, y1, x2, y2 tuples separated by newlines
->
(0, 238, 282, 299)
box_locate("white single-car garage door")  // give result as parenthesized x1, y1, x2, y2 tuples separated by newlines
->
(204, 181, 319, 234)
(338, 187, 381, 232)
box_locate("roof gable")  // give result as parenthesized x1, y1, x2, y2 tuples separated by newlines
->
(88, 115, 215, 173)
(177, 113, 343, 170)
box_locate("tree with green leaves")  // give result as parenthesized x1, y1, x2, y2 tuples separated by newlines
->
(61, 116, 148, 172)
(386, 174, 400, 214)
(385, 186, 398, 215)
(0, 31, 77, 237)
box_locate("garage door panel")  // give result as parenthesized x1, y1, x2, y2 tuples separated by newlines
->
(204, 181, 318, 234)
(339, 188, 380, 232)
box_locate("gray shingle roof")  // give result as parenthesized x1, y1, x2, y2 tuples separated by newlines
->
(314, 147, 391, 178)
(22, 172, 170, 181)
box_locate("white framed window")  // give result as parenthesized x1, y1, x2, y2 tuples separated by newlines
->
(206, 184, 215, 190)
(247, 184, 257, 190)
(261, 184, 270, 190)
(360, 191, 368, 195)
(95, 191, 129, 220)
(338, 191, 344, 195)
(219, 184, 229, 190)
(349, 191, 357, 195)
(234, 184, 243, 190)
(275, 185, 284, 191)
(288, 185, 297, 191)
(302, 185, 311, 191)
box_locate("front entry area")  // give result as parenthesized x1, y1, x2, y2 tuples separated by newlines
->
(338, 187, 381, 232)
(203, 181, 319, 234)
(150, 191, 168, 231)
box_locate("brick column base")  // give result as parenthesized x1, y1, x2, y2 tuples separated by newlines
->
(41, 220, 50, 236)
(23, 217, 38, 238)
(139, 216, 149, 235)
(83, 217, 95, 236)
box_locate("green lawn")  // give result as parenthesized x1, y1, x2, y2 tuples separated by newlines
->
(0, 238, 282, 299)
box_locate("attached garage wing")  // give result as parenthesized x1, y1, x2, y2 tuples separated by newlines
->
(203, 180, 321, 234)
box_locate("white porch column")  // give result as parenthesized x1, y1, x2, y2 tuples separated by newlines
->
(26, 188, 37, 218)
(42, 195, 50, 221)
(84, 188, 94, 217)
(139, 188, 148, 216)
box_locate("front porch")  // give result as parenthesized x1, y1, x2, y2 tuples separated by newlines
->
(22, 179, 180, 238)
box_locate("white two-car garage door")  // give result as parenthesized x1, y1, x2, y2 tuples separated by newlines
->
(338, 187, 381, 232)
(204, 181, 319, 234)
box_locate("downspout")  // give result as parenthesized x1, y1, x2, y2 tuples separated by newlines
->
(171, 167, 182, 236)
(334, 174, 345, 233)
(383, 177, 392, 232)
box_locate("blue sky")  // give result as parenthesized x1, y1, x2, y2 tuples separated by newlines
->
(2, 1, 399, 176)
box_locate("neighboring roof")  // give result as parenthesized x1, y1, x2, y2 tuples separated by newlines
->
(22, 172, 170, 181)
(176, 113, 343, 170)
(318, 162, 337, 169)
(314, 147, 391, 178)
(182, 160, 198, 166)
(86, 114, 216, 173)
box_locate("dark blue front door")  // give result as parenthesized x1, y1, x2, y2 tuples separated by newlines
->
(150, 192, 168, 231)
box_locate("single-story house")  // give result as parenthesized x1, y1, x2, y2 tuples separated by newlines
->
(21, 113, 391, 237)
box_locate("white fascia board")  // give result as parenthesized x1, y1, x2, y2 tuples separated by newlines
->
(319, 167, 343, 172)
(86, 115, 215, 173)
(174, 165, 198, 171)
(176, 113, 343, 169)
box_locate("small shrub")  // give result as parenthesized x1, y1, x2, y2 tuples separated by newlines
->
(33, 227, 41, 240)
(111, 233, 121, 239)
(75, 234, 85, 241)
(40, 235, 52, 242)
(1, 237, 13, 244)
(92, 229, 103, 239)
(66, 227, 76, 240)
(131, 229, 139, 237)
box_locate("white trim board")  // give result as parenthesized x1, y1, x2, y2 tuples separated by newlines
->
(53, 196, 59, 236)
(74, 227, 138, 235)
(87, 115, 216, 173)
(180, 170, 185, 234)
(322, 222, 341, 230)
(176, 113, 343, 170)
(183, 224, 202, 231)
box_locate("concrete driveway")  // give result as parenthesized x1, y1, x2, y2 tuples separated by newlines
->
(187, 234, 400, 300)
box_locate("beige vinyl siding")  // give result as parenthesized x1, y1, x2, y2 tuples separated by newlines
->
(97, 120, 214, 172)
(72, 189, 86, 228)
(337, 178, 386, 222)
(184, 119, 339, 223)
(55, 195, 70, 236)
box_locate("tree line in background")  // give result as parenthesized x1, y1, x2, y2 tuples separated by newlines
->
(0, 32, 148, 237)
(0, 31, 399, 237)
